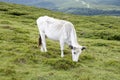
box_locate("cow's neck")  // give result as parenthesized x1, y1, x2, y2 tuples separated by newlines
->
(70, 29, 79, 46)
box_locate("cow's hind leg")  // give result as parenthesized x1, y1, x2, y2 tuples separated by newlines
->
(40, 32, 47, 52)
(38, 35, 44, 52)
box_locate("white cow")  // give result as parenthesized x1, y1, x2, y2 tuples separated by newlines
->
(36, 16, 85, 62)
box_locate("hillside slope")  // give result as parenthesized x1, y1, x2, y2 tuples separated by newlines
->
(0, 2, 120, 80)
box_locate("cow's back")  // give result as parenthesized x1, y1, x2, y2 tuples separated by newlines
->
(36, 16, 74, 40)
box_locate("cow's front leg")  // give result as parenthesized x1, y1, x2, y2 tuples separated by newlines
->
(40, 32, 47, 52)
(61, 50, 64, 58)
(40, 46, 44, 52)
(60, 40, 65, 58)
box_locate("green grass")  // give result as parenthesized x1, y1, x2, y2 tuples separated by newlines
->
(0, 2, 120, 80)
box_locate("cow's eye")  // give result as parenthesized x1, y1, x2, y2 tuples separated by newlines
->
(74, 52, 76, 54)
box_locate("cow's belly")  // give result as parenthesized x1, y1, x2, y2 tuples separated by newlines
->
(45, 30, 62, 41)
(44, 23, 66, 40)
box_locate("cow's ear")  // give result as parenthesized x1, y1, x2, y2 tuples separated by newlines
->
(69, 45, 73, 49)
(81, 46, 86, 50)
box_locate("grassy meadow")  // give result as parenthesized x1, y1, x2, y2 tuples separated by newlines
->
(0, 2, 120, 80)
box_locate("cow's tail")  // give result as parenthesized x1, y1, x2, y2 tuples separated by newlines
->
(38, 35, 42, 47)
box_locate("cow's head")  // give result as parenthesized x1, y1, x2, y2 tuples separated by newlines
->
(69, 45, 86, 62)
